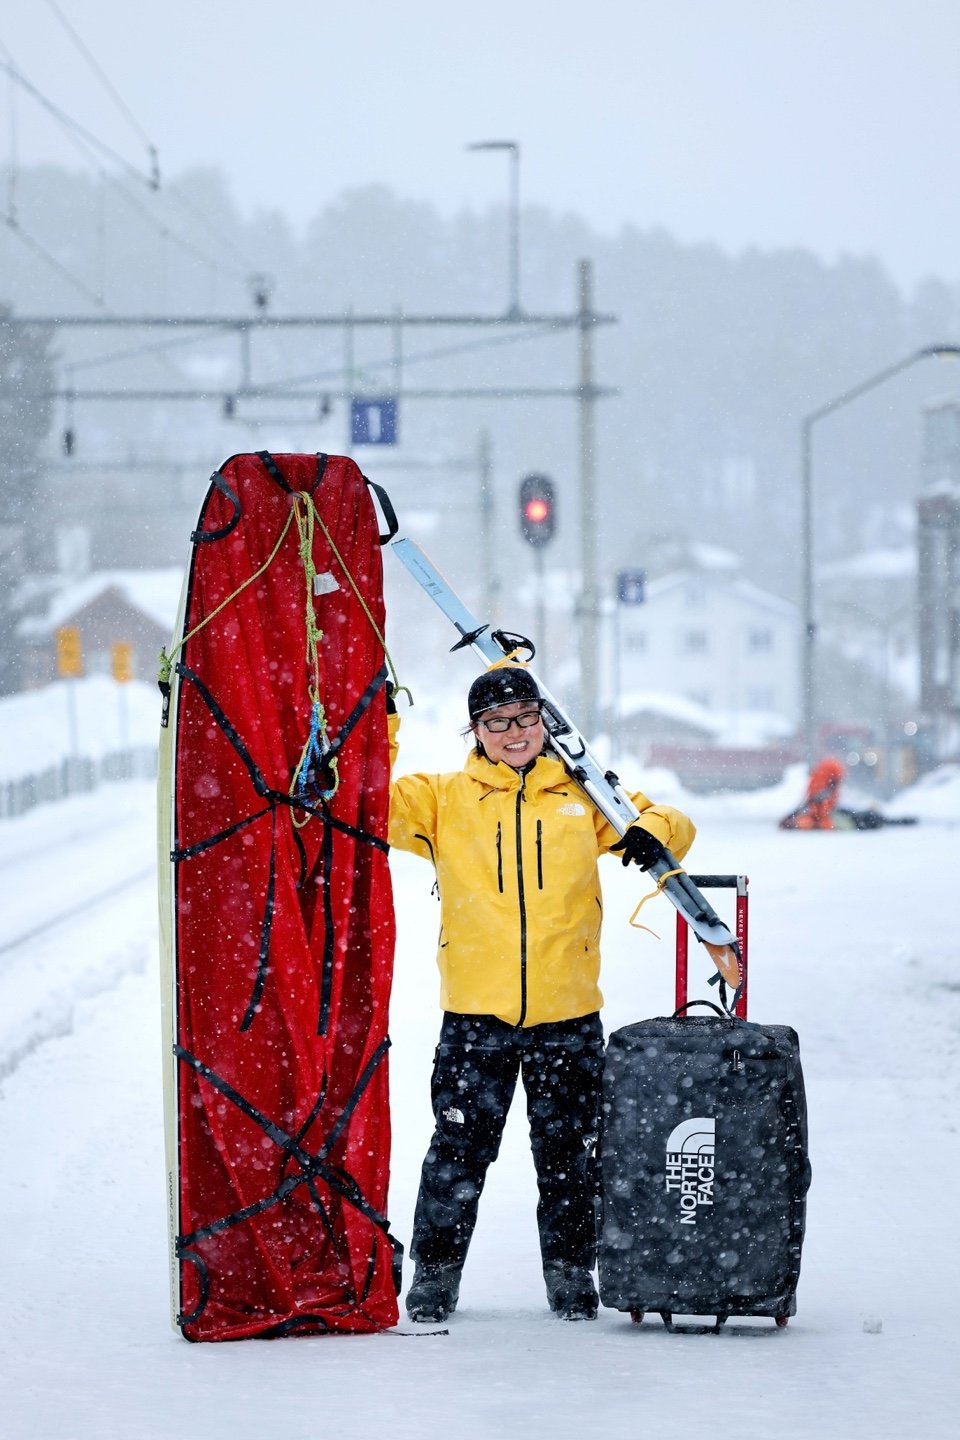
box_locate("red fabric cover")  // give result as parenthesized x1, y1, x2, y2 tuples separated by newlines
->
(172, 453, 397, 1340)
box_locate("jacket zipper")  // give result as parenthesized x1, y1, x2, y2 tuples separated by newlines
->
(496, 821, 504, 892)
(515, 775, 528, 1026)
(536, 819, 543, 890)
(415, 832, 446, 945)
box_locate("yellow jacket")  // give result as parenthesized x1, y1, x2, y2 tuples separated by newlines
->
(388, 723, 695, 1027)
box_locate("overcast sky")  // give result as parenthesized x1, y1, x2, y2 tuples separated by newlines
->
(3, 0, 959, 294)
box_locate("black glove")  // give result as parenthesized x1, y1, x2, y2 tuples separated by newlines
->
(610, 824, 666, 871)
(385, 681, 397, 715)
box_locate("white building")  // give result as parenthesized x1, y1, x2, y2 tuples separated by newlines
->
(613, 548, 800, 732)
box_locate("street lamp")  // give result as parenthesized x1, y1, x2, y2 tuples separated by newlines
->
(466, 140, 521, 317)
(801, 344, 960, 766)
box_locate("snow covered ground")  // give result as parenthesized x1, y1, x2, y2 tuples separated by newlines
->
(1, 690, 959, 1439)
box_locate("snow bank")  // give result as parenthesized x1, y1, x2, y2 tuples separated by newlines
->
(887, 763, 960, 821)
(0, 677, 162, 781)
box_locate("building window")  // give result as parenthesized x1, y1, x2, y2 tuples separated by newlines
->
(684, 583, 706, 608)
(687, 690, 710, 708)
(746, 687, 775, 710)
(747, 627, 774, 652)
(683, 629, 709, 653)
(624, 631, 646, 653)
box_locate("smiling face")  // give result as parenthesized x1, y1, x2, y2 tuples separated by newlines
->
(472, 700, 545, 770)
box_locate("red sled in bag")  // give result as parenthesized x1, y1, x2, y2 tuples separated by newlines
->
(158, 451, 402, 1341)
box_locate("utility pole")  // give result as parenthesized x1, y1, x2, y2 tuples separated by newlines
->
(478, 428, 498, 622)
(578, 259, 599, 735)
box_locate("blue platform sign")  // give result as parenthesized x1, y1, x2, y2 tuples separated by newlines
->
(617, 568, 646, 605)
(350, 395, 398, 446)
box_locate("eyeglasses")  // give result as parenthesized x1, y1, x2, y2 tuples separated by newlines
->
(480, 707, 543, 733)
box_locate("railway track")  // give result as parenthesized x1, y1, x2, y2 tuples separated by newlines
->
(0, 865, 156, 958)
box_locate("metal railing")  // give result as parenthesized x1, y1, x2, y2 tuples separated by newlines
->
(0, 748, 158, 820)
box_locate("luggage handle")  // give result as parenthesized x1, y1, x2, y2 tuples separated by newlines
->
(672, 1000, 731, 1020)
(676, 875, 748, 1020)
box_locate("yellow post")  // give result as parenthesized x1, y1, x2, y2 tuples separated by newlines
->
(111, 641, 133, 684)
(111, 642, 133, 750)
(56, 626, 84, 678)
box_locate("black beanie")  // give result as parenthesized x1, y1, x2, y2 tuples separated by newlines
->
(467, 666, 541, 720)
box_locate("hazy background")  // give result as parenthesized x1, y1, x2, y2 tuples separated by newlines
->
(8, 0, 960, 290)
(2, 0, 959, 743)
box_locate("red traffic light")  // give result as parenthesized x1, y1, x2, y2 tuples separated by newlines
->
(519, 474, 556, 547)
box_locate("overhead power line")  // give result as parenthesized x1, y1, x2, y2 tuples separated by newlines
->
(0, 50, 254, 294)
(43, 0, 158, 162)
(0, 56, 156, 191)
(4, 214, 106, 308)
(0, 48, 265, 291)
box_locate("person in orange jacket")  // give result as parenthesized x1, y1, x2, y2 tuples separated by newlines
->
(388, 665, 695, 1324)
(780, 757, 844, 830)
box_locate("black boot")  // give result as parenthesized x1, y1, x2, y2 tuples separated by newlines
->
(405, 1263, 462, 1323)
(544, 1262, 598, 1321)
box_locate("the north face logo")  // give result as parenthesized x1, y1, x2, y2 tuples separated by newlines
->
(443, 1106, 465, 1125)
(664, 1117, 715, 1225)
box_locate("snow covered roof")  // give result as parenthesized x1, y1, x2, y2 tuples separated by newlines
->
(21, 568, 185, 637)
(818, 547, 916, 581)
(618, 689, 795, 747)
(644, 570, 798, 619)
(618, 689, 724, 735)
(683, 541, 740, 573)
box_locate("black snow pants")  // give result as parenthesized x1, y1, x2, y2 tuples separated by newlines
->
(411, 1011, 604, 1274)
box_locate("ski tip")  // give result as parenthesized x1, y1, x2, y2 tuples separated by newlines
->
(704, 942, 741, 988)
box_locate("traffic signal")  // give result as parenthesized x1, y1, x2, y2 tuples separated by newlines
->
(518, 473, 556, 547)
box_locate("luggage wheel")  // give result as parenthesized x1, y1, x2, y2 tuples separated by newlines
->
(775, 1315, 789, 1328)
(629, 1310, 644, 1324)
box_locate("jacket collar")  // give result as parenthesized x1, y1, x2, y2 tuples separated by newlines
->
(464, 747, 569, 797)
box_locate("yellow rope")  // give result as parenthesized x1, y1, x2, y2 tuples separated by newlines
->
(485, 650, 529, 671)
(160, 486, 410, 827)
(289, 491, 339, 823)
(300, 489, 410, 703)
(627, 867, 687, 939)
(158, 506, 297, 686)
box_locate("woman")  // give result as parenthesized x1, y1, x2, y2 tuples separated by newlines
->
(388, 665, 695, 1322)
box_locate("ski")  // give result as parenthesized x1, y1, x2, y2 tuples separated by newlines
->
(392, 537, 740, 987)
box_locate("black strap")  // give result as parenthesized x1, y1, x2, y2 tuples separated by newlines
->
(174, 1038, 403, 1316)
(191, 468, 241, 544)
(325, 664, 389, 762)
(316, 810, 335, 1035)
(176, 662, 272, 801)
(256, 449, 329, 497)
(175, 1247, 210, 1330)
(290, 822, 309, 889)
(364, 477, 399, 544)
(171, 805, 272, 862)
(177, 659, 388, 849)
(256, 448, 294, 494)
(175, 647, 388, 1034)
(240, 807, 278, 1032)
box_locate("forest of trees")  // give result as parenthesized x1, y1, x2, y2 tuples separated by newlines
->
(1, 162, 958, 707)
